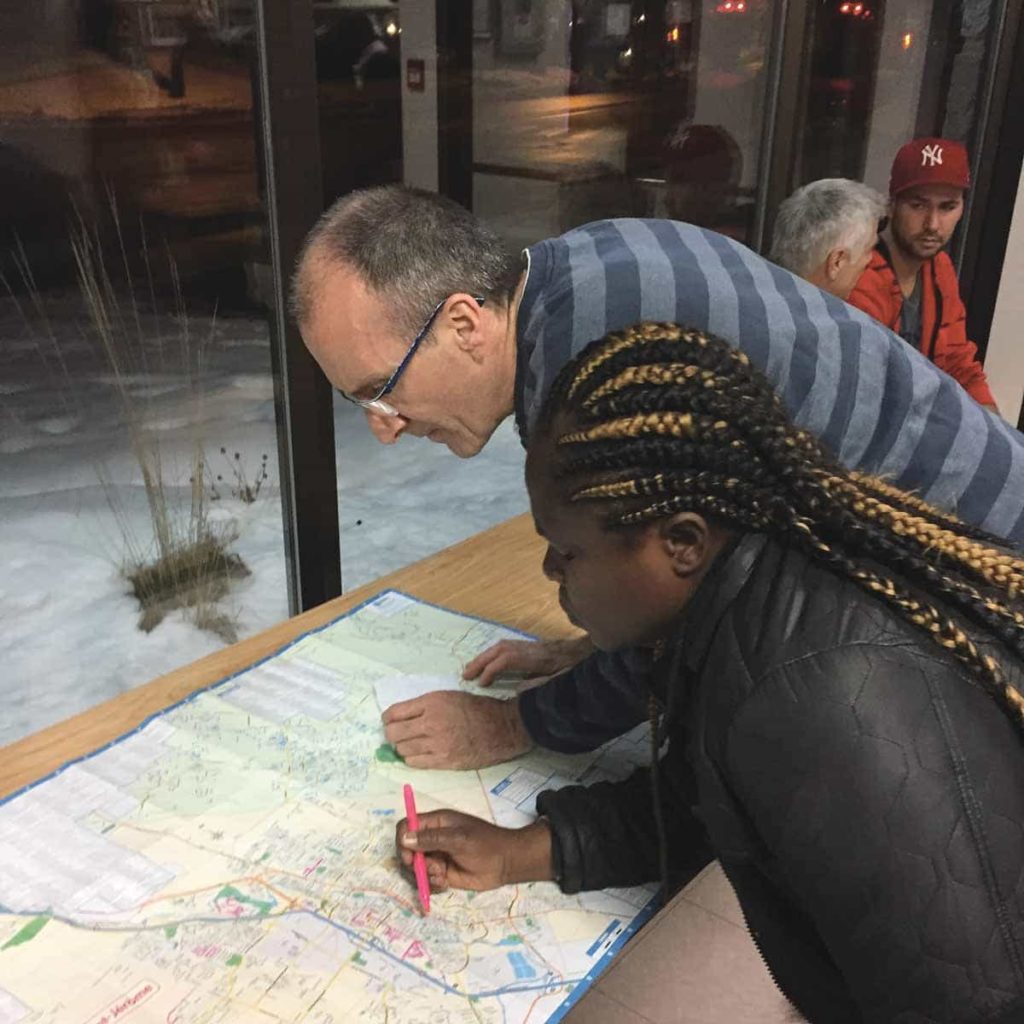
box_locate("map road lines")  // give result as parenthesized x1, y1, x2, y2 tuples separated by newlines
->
(0, 591, 657, 1022)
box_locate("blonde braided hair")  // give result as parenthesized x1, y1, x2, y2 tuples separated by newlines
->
(536, 322, 1024, 733)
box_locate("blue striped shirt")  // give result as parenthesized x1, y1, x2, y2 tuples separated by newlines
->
(515, 219, 1024, 546)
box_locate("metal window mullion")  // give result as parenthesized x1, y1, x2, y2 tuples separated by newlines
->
(253, 0, 341, 612)
(752, 0, 814, 255)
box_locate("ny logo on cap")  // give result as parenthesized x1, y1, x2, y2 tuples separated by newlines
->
(921, 144, 944, 166)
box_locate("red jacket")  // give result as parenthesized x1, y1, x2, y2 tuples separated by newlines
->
(848, 243, 995, 407)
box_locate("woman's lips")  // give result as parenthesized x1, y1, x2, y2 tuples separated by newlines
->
(558, 587, 580, 627)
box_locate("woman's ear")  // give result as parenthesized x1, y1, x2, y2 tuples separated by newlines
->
(658, 512, 713, 578)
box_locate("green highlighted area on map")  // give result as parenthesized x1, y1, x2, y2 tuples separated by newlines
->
(226, 953, 243, 967)
(216, 885, 275, 916)
(3, 914, 50, 950)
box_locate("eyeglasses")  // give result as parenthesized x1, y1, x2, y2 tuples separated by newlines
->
(339, 294, 486, 417)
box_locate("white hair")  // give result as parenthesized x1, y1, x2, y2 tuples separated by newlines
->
(770, 178, 887, 278)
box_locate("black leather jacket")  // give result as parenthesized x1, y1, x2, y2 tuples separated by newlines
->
(537, 534, 1024, 1023)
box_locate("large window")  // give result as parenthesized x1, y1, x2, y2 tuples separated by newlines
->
(0, 1, 288, 744)
(790, 0, 1001, 195)
(2, 0, 1018, 746)
(471, 0, 775, 247)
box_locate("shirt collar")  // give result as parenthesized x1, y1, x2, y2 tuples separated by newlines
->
(513, 244, 542, 440)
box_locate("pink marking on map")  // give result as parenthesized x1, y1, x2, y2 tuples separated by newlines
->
(353, 907, 384, 929)
(402, 940, 427, 959)
(86, 980, 159, 1024)
(218, 898, 245, 918)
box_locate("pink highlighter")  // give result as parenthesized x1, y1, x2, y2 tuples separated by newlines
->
(403, 783, 431, 914)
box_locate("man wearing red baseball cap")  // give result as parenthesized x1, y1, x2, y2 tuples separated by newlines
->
(848, 137, 997, 411)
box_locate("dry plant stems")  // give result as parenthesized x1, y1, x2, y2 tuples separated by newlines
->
(70, 204, 250, 641)
(208, 448, 271, 504)
(3, 195, 249, 642)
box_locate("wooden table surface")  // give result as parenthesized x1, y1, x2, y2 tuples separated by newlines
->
(0, 513, 575, 800)
(0, 513, 790, 1021)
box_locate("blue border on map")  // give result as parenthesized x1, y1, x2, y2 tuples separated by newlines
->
(0, 589, 661, 1020)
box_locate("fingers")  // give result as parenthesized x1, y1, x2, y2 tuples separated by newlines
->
(390, 737, 437, 761)
(397, 812, 469, 861)
(462, 645, 503, 683)
(425, 859, 449, 890)
(463, 640, 527, 685)
(381, 696, 428, 726)
(404, 754, 449, 770)
(395, 821, 451, 891)
(476, 651, 515, 687)
(384, 716, 430, 748)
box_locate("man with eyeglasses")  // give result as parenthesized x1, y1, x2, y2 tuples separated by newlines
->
(292, 184, 1024, 771)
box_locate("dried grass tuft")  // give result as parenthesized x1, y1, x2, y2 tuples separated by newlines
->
(4, 193, 251, 641)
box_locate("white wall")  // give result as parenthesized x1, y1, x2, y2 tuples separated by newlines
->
(691, 6, 773, 189)
(400, 0, 438, 191)
(983, 164, 1024, 425)
(472, 0, 572, 169)
(862, 0, 933, 191)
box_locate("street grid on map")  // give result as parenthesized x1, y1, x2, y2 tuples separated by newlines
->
(0, 591, 656, 1024)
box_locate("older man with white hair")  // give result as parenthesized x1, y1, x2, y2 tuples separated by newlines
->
(770, 178, 887, 299)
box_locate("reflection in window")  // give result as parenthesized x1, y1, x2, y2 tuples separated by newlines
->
(0, 0, 288, 745)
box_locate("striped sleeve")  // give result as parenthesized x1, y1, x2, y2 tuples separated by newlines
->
(517, 219, 1024, 547)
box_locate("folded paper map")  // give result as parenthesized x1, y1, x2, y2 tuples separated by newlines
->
(0, 590, 656, 1023)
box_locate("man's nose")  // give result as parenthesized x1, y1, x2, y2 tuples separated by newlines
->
(365, 410, 408, 444)
(924, 208, 940, 231)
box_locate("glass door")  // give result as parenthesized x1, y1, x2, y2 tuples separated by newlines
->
(786, 0, 1004, 200)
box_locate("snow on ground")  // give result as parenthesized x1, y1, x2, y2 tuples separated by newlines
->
(0, 293, 529, 748)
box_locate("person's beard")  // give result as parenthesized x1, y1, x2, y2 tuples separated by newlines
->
(892, 220, 946, 262)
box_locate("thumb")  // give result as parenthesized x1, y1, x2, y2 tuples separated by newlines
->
(401, 823, 468, 855)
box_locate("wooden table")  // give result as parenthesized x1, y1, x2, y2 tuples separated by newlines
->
(0, 514, 571, 801)
(0, 512, 790, 1022)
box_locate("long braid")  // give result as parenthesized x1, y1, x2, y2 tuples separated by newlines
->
(536, 323, 1024, 734)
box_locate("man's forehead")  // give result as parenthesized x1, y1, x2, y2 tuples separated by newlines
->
(309, 259, 377, 323)
(307, 263, 392, 351)
(302, 260, 395, 385)
(898, 185, 964, 204)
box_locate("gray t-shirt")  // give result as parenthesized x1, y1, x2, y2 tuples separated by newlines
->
(899, 274, 923, 350)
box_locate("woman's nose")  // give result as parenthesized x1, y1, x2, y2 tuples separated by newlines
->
(542, 547, 563, 582)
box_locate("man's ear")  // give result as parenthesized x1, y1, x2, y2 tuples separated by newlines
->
(824, 247, 847, 282)
(445, 294, 487, 359)
(658, 513, 712, 578)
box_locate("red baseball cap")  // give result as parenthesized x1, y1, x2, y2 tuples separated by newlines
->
(889, 137, 971, 196)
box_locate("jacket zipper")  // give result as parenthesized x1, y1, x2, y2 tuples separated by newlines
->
(738, 904, 815, 1022)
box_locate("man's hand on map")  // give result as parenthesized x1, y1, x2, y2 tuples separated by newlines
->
(382, 691, 532, 769)
(397, 810, 554, 891)
(462, 635, 594, 687)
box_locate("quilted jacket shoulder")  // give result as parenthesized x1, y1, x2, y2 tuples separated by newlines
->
(684, 536, 1024, 1022)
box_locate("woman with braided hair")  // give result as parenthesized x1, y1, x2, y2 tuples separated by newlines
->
(397, 322, 1024, 1022)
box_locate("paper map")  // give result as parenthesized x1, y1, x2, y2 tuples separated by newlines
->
(0, 590, 657, 1023)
